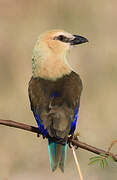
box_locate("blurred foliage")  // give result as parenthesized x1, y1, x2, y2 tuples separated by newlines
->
(89, 153, 116, 168)
(0, 0, 117, 180)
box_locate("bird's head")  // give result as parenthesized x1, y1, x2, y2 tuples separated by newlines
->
(33, 29, 88, 59)
(32, 29, 88, 79)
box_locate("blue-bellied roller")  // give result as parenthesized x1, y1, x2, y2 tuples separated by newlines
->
(28, 29, 88, 172)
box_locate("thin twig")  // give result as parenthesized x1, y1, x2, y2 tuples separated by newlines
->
(72, 145, 84, 180)
(0, 119, 117, 162)
(107, 140, 117, 153)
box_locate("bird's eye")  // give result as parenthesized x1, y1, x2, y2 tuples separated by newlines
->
(58, 35, 65, 41)
(54, 35, 70, 43)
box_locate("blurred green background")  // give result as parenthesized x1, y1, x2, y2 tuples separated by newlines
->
(0, 0, 117, 179)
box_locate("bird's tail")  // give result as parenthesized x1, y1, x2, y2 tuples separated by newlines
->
(48, 139, 67, 172)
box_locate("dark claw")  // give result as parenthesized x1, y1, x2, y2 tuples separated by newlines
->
(68, 133, 79, 149)
(42, 135, 46, 139)
(67, 134, 73, 148)
(68, 141, 73, 148)
(37, 133, 40, 137)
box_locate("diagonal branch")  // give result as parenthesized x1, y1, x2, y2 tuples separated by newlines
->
(0, 119, 117, 162)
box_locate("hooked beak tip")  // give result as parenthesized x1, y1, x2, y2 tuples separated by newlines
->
(70, 35, 88, 45)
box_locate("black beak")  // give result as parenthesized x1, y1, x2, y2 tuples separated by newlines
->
(70, 35, 88, 45)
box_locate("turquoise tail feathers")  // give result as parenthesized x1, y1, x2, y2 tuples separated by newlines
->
(48, 139, 67, 172)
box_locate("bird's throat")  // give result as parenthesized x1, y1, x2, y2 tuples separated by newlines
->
(32, 56, 71, 81)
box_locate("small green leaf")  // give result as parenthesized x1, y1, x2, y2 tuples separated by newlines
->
(89, 153, 116, 168)
(100, 160, 105, 168)
(100, 152, 108, 158)
(89, 156, 102, 161)
(108, 156, 115, 162)
(103, 158, 108, 167)
(88, 158, 101, 165)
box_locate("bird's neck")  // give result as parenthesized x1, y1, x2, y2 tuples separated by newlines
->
(32, 50, 72, 81)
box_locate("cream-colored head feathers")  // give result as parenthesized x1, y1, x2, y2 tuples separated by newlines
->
(32, 30, 74, 80)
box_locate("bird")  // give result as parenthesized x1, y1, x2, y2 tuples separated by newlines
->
(28, 29, 88, 172)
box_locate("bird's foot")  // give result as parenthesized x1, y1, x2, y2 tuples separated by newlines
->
(37, 133, 40, 138)
(74, 131, 80, 141)
(73, 132, 80, 149)
(68, 132, 80, 149)
(68, 134, 74, 148)
(37, 133, 46, 139)
(42, 135, 46, 139)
